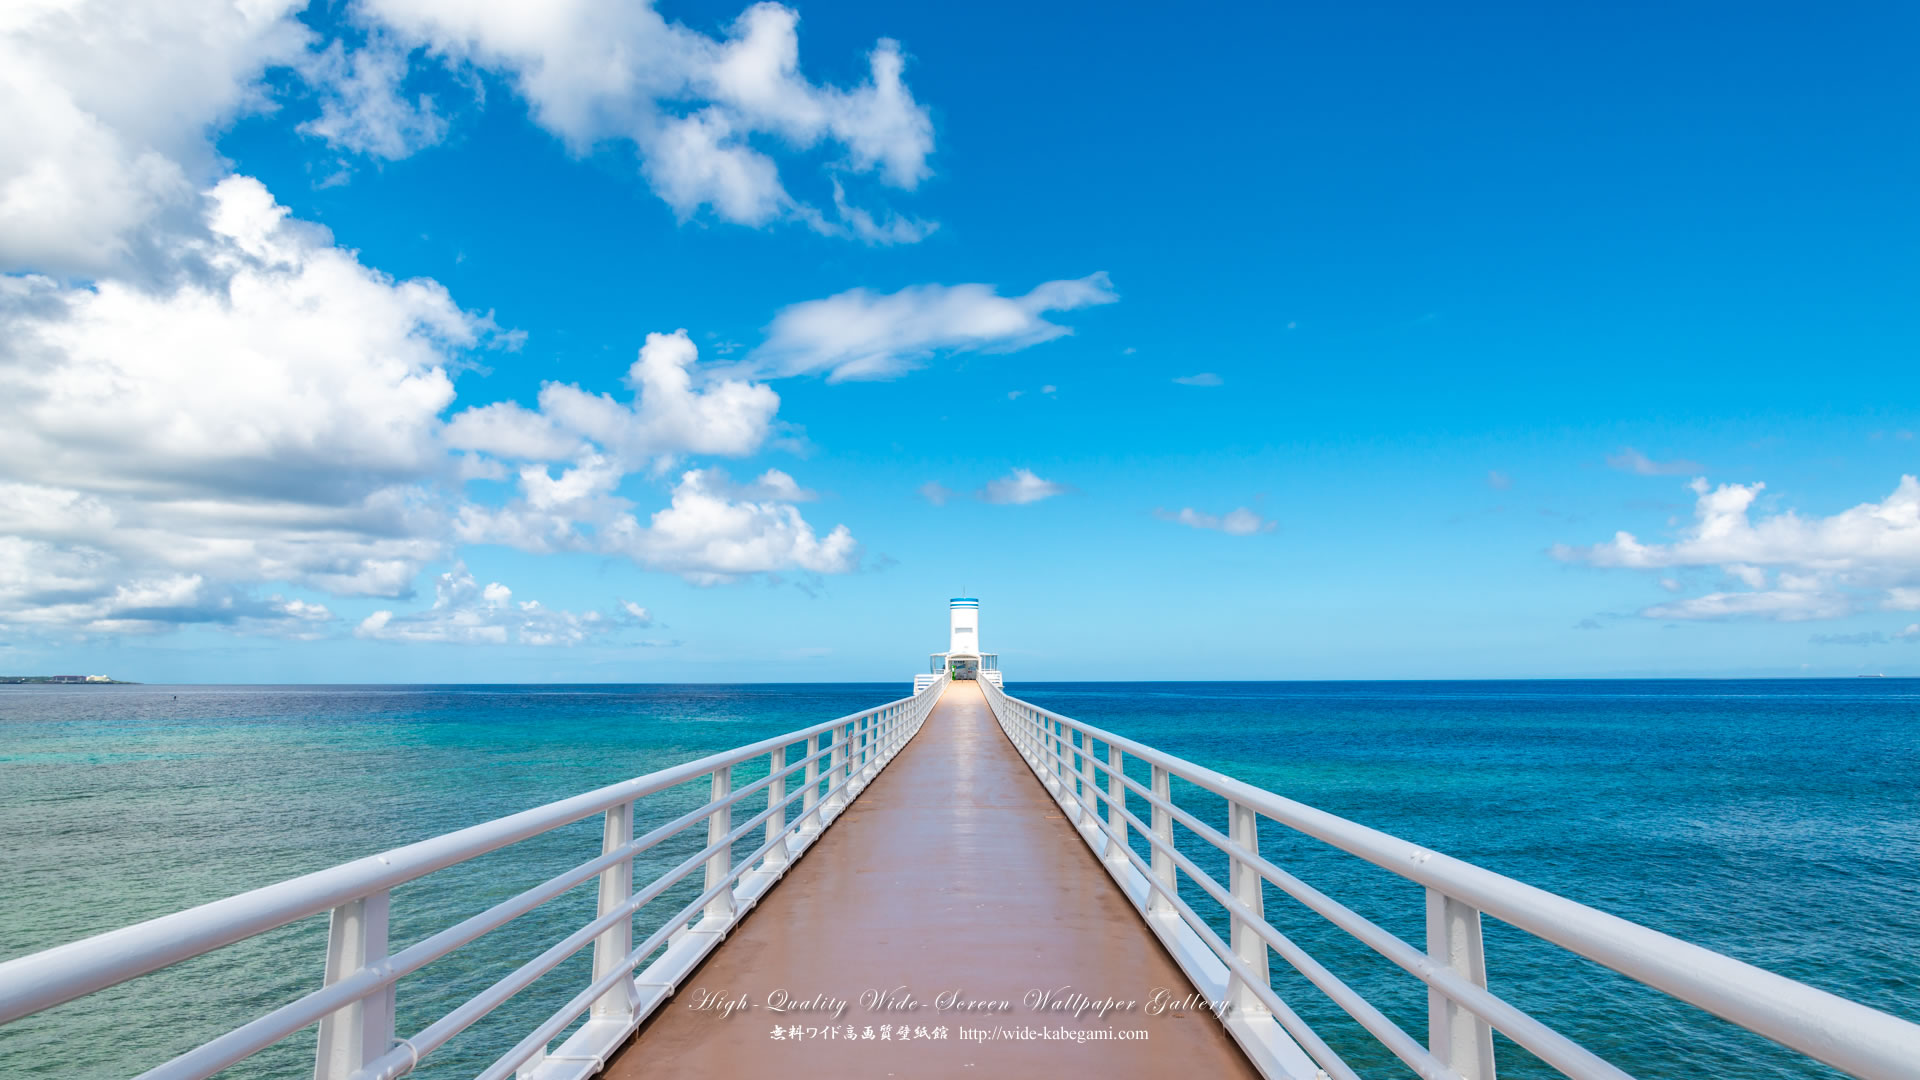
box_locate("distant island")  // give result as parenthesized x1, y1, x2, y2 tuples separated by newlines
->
(1, 675, 139, 684)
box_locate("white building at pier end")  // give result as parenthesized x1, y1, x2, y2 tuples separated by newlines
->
(916, 597, 1000, 691)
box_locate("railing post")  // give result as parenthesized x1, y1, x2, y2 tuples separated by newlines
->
(1149, 765, 1175, 914)
(1045, 718, 1063, 793)
(1105, 743, 1126, 863)
(800, 733, 821, 835)
(703, 768, 736, 923)
(1427, 889, 1496, 1080)
(764, 747, 791, 870)
(824, 724, 847, 813)
(1076, 731, 1098, 828)
(313, 890, 393, 1080)
(1227, 801, 1270, 1020)
(589, 801, 639, 1024)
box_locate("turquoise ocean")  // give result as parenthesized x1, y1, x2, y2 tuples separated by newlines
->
(2, 680, 1915, 1078)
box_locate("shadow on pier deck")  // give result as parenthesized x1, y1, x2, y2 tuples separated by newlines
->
(603, 681, 1259, 1078)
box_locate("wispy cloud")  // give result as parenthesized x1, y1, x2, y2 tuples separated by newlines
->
(1487, 470, 1512, 490)
(1644, 591, 1853, 622)
(1154, 506, 1276, 536)
(981, 468, 1067, 505)
(747, 274, 1119, 382)
(918, 481, 954, 506)
(1173, 373, 1222, 387)
(1607, 447, 1703, 476)
(1810, 630, 1888, 646)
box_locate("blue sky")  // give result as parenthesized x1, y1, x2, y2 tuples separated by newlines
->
(3, 0, 1918, 681)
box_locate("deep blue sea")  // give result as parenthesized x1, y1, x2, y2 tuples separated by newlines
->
(2, 680, 1915, 1078)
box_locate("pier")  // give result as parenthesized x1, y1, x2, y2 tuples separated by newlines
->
(600, 681, 1257, 1078)
(3, 600, 1920, 1080)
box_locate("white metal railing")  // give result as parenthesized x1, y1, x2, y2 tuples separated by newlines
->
(0, 674, 948, 1080)
(979, 678, 1920, 1080)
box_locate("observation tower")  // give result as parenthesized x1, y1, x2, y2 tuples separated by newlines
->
(917, 596, 1000, 691)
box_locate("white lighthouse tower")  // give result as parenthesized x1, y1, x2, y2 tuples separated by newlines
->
(916, 597, 1000, 692)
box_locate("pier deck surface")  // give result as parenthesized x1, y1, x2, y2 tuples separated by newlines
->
(603, 681, 1258, 1078)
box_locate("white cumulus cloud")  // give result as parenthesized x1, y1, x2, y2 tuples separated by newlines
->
(0, 176, 858, 635)
(0, 0, 311, 276)
(747, 273, 1119, 381)
(603, 468, 857, 584)
(1555, 475, 1920, 621)
(445, 330, 780, 466)
(0, 0, 938, 278)
(457, 467, 855, 584)
(359, 0, 935, 235)
(0, 177, 502, 629)
(355, 562, 637, 645)
(3, 0, 892, 638)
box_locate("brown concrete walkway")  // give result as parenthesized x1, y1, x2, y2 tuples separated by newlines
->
(602, 681, 1258, 1079)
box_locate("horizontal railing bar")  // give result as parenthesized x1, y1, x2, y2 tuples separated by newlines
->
(0, 694, 916, 1026)
(362, 756, 841, 1079)
(127, 759, 827, 1080)
(372, 847, 712, 1080)
(997, 689, 1920, 1080)
(1003, 689, 1648, 1080)
(464, 709, 932, 1080)
(467, 824, 803, 1080)
(1020, 728, 1462, 1080)
(361, 707, 926, 1080)
(1035, 728, 1634, 1078)
(1073, 749, 1633, 1080)
(1005, 718, 1359, 1080)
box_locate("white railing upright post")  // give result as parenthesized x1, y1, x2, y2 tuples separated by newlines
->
(1427, 889, 1497, 1080)
(800, 733, 821, 835)
(589, 801, 639, 1025)
(1227, 801, 1271, 1020)
(1076, 730, 1098, 829)
(1149, 765, 1175, 914)
(312, 890, 394, 1080)
(846, 717, 862, 796)
(824, 724, 847, 814)
(764, 747, 790, 870)
(1105, 743, 1127, 864)
(703, 768, 736, 923)
(1049, 718, 1065, 794)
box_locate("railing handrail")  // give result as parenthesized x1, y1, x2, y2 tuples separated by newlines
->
(0, 685, 930, 1030)
(981, 679, 1920, 1080)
